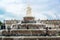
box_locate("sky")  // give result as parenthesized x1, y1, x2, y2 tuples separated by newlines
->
(0, 0, 60, 21)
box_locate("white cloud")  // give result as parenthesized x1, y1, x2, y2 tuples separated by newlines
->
(4, 4, 25, 15)
(0, 15, 12, 20)
(0, 0, 60, 21)
(32, 12, 48, 20)
(0, 0, 22, 4)
(0, 0, 25, 14)
(44, 11, 57, 19)
(0, 15, 4, 18)
(0, 0, 26, 20)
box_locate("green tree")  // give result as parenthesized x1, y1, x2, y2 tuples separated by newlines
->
(0, 21, 2, 26)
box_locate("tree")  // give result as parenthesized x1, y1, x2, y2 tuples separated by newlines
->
(0, 21, 2, 26)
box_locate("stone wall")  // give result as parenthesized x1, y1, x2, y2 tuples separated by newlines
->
(0, 38, 60, 40)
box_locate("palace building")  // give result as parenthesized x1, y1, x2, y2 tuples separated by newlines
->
(1, 4, 60, 40)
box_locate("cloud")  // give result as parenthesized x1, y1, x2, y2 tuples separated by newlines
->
(0, 0, 60, 21)
(0, 0, 26, 21)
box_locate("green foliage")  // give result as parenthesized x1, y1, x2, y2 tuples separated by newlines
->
(58, 33, 60, 36)
(0, 21, 2, 26)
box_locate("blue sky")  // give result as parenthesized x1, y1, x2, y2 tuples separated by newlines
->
(0, 0, 60, 21)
